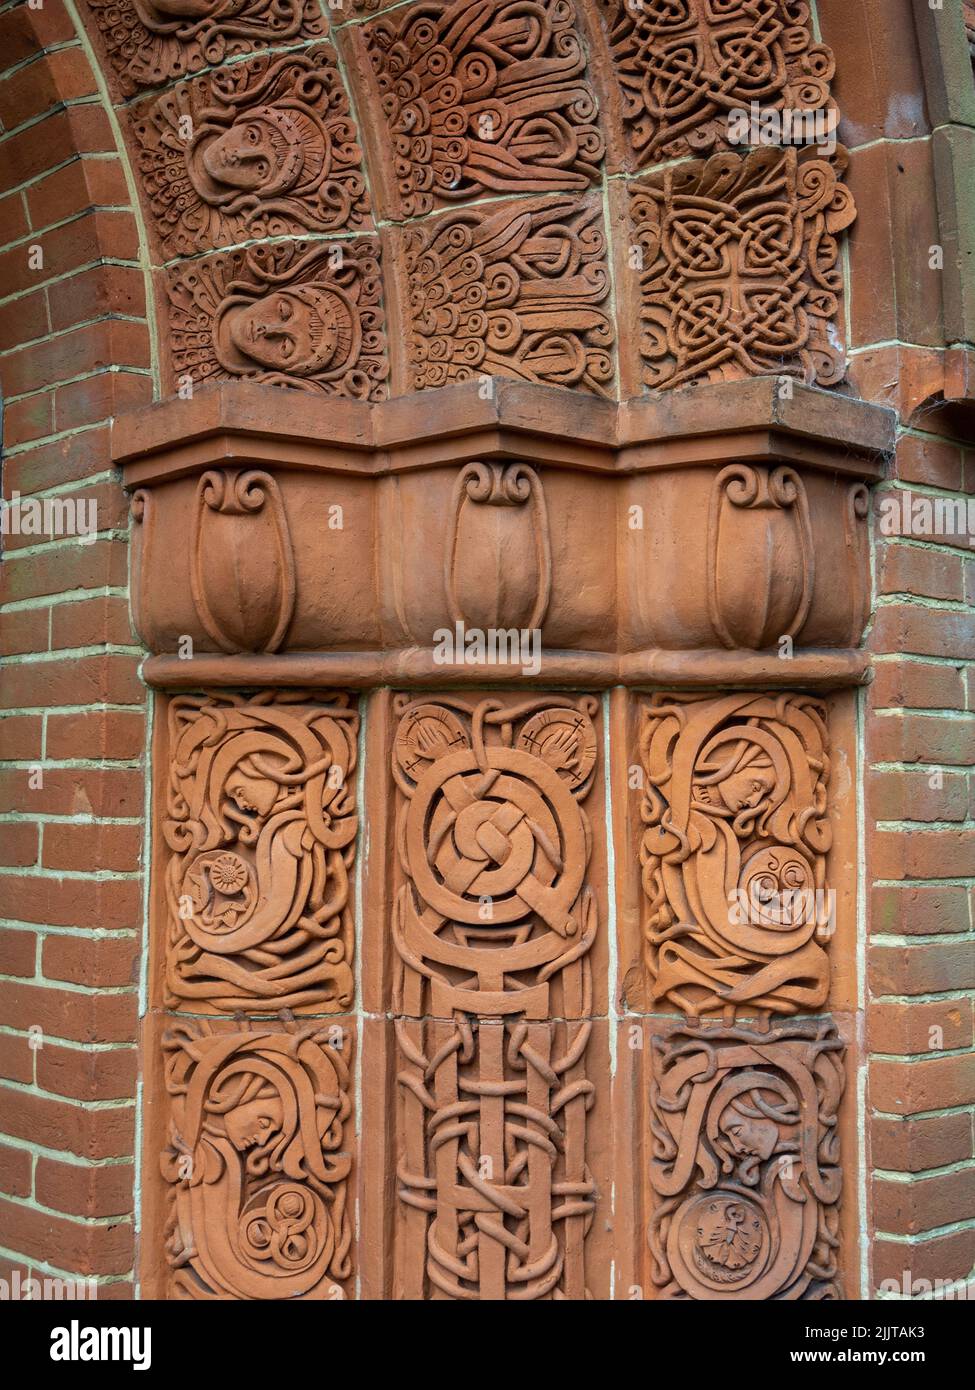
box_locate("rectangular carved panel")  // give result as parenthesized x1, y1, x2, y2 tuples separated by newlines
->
(633, 691, 835, 1022)
(161, 691, 358, 1014)
(648, 1019, 846, 1301)
(160, 1018, 353, 1300)
(387, 693, 606, 1299)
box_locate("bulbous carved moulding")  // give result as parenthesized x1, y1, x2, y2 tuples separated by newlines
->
(114, 377, 894, 691)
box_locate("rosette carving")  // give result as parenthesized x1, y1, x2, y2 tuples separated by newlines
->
(637, 692, 833, 1020)
(649, 1019, 845, 1300)
(444, 462, 552, 631)
(163, 691, 358, 1012)
(161, 1020, 352, 1299)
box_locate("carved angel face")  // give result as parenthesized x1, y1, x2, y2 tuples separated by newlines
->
(226, 769, 277, 819)
(712, 766, 776, 814)
(200, 110, 305, 195)
(224, 286, 348, 375)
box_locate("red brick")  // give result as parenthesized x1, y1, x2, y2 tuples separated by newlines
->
(0, 1030, 32, 1084)
(872, 1112, 973, 1172)
(0, 979, 136, 1045)
(2, 425, 109, 495)
(54, 370, 151, 433)
(870, 1054, 975, 1114)
(0, 927, 36, 976)
(868, 712, 975, 765)
(0, 209, 139, 301)
(868, 767, 969, 822)
(42, 934, 139, 988)
(26, 160, 131, 235)
(1, 390, 52, 446)
(873, 828, 975, 880)
(0, 1195, 132, 1275)
(0, 48, 98, 132)
(0, 820, 39, 868)
(34, 1156, 133, 1219)
(0, 711, 43, 759)
(46, 263, 145, 333)
(1, 479, 128, 558)
(869, 998, 974, 1053)
(873, 1229, 975, 1291)
(0, 1143, 31, 1200)
(0, 5, 76, 70)
(0, 652, 143, 708)
(0, 604, 49, 655)
(0, 537, 126, 603)
(871, 605, 975, 660)
(46, 708, 145, 762)
(37, 1042, 137, 1102)
(870, 941, 975, 995)
(870, 659, 966, 711)
(43, 820, 142, 874)
(0, 1084, 133, 1159)
(0, 874, 140, 931)
(894, 435, 965, 489)
(0, 320, 150, 397)
(0, 766, 143, 818)
(874, 1168, 975, 1235)
(0, 105, 114, 192)
(49, 593, 135, 652)
(0, 283, 47, 351)
(877, 544, 966, 602)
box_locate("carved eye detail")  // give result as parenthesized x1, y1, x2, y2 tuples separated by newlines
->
(245, 125, 261, 145)
(278, 298, 293, 323)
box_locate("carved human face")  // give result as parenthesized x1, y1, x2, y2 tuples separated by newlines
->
(227, 769, 277, 819)
(201, 116, 299, 194)
(225, 1096, 283, 1152)
(720, 1110, 778, 1161)
(714, 766, 775, 814)
(228, 290, 338, 373)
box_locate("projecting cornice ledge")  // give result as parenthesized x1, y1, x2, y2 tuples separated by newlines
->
(115, 380, 894, 690)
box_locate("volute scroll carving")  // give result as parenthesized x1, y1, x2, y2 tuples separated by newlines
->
(163, 690, 358, 1014)
(649, 1019, 845, 1301)
(706, 463, 814, 650)
(444, 461, 552, 633)
(161, 1019, 353, 1299)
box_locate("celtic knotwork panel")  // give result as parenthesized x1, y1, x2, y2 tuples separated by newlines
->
(163, 691, 358, 1013)
(649, 1019, 844, 1300)
(630, 146, 855, 388)
(85, 0, 328, 97)
(596, 0, 837, 165)
(131, 46, 370, 258)
(392, 694, 600, 1298)
(357, 0, 604, 217)
(399, 195, 614, 395)
(167, 238, 388, 398)
(161, 1019, 353, 1299)
(638, 692, 832, 1021)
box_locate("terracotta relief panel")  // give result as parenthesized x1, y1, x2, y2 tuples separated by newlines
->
(627, 146, 856, 389)
(161, 1017, 354, 1299)
(130, 45, 371, 259)
(162, 691, 358, 1013)
(85, 0, 329, 97)
(648, 1019, 845, 1300)
(394, 194, 615, 394)
(166, 238, 389, 397)
(595, 0, 837, 168)
(349, 0, 604, 218)
(386, 692, 607, 1299)
(633, 691, 834, 1022)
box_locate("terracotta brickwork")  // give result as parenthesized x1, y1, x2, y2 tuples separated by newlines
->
(0, 0, 972, 1302)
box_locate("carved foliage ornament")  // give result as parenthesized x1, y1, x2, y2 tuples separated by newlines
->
(132, 46, 370, 256)
(361, 0, 604, 217)
(163, 691, 358, 1013)
(393, 695, 599, 1299)
(632, 145, 855, 388)
(649, 1020, 844, 1300)
(168, 238, 388, 398)
(598, 0, 837, 164)
(162, 1020, 352, 1299)
(86, 0, 327, 96)
(638, 692, 832, 1020)
(402, 195, 614, 394)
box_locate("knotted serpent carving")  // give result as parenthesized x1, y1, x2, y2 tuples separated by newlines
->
(649, 1019, 844, 1300)
(164, 691, 357, 1013)
(637, 692, 833, 1021)
(161, 1020, 352, 1299)
(392, 695, 599, 1299)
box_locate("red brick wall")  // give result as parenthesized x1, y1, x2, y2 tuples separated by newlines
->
(0, 0, 151, 1299)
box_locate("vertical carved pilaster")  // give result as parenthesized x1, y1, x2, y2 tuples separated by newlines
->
(389, 694, 602, 1299)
